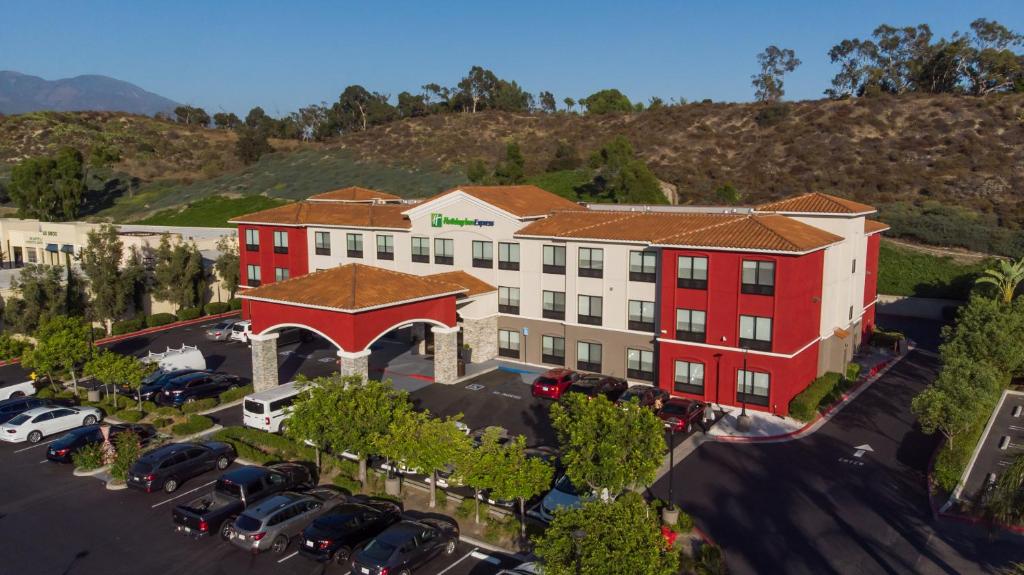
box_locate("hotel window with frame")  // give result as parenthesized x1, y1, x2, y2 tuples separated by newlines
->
(628, 300, 656, 332)
(273, 231, 288, 254)
(677, 256, 708, 289)
(27, 249, 37, 264)
(376, 234, 394, 260)
(245, 228, 260, 252)
(472, 241, 493, 268)
(542, 290, 566, 320)
(741, 260, 775, 295)
(626, 349, 654, 381)
(314, 231, 331, 256)
(577, 295, 603, 326)
(346, 233, 363, 258)
(543, 245, 566, 275)
(498, 242, 520, 271)
(578, 247, 604, 278)
(629, 251, 658, 282)
(275, 267, 289, 282)
(411, 237, 430, 263)
(577, 341, 602, 373)
(498, 286, 520, 315)
(498, 329, 521, 359)
(542, 335, 566, 365)
(675, 309, 707, 342)
(737, 369, 770, 406)
(674, 361, 705, 395)
(739, 315, 772, 351)
(434, 238, 454, 265)
(247, 264, 261, 287)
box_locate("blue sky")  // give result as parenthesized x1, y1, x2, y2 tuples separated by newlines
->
(2, 0, 1022, 115)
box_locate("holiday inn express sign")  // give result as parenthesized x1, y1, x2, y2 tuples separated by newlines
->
(430, 213, 495, 228)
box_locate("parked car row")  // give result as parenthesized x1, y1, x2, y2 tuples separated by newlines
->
(116, 368, 244, 406)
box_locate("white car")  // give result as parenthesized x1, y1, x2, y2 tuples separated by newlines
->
(230, 321, 253, 343)
(0, 405, 102, 444)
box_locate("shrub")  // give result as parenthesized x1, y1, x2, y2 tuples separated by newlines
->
(177, 307, 202, 321)
(141, 401, 158, 412)
(72, 442, 104, 471)
(145, 313, 177, 328)
(434, 487, 448, 507)
(111, 318, 145, 336)
(846, 363, 862, 382)
(212, 426, 324, 466)
(151, 417, 175, 429)
(91, 327, 106, 341)
(455, 497, 475, 519)
(204, 302, 231, 315)
(153, 406, 180, 417)
(675, 510, 694, 533)
(171, 415, 214, 436)
(36, 386, 56, 399)
(789, 372, 842, 422)
(114, 409, 145, 423)
(110, 431, 142, 482)
(219, 384, 254, 404)
(104, 394, 132, 410)
(332, 474, 362, 493)
(0, 333, 32, 361)
(181, 398, 218, 413)
(228, 298, 242, 310)
(872, 328, 906, 348)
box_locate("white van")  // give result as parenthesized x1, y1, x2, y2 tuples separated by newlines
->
(142, 345, 207, 372)
(242, 381, 304, 433)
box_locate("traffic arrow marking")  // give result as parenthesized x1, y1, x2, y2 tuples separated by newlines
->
(853, 444, 874, 458)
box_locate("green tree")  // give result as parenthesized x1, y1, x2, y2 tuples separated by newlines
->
(330, 85, 397, 132)
(493, 142, 526, 185)
(457, 66, 498, 113)
(8, 147, 85, 221)
(533, 492, 678, 575)
(174, 105, 210, 126)
(826, 24, 934, 97)
(984, 454, 1024, 527)
(152, 235, 205, 312)
(22, 316, 92, 393)
(975, 257, 1024, 304)
(550, 393, 665, 499)
(582, 89, 633, 115)
(587, 136, 666, 204)
(244, 106, 273, 130)
(911, 356, 1000, 448)
(714, 183, 743, 205)
(377, 410, 471, 508)
(213, 236, 240, 299)
(486, 434, 554, 539)
(213, 112, 241, 129)
(466, 158, 489, 184)
(940, 296, 1024, 375)
(109, 430, 142, 483)
(752, 46, 801, 103)
(4, 265, 80, 334)
(539, 91, 557, 113)
(563, 97, 575, 112)
(80, 224, 136, 334)
(397, 92, 429, 118)
(456, 426, 506, 524)
(85, 349, 150, 410)
(88, 144, 121, 170)
(235, 125, 273, 165)
(547, 140, 582, 172)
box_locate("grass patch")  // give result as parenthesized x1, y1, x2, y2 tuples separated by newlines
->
(526, 169, 594, 201)
(878, 241, 992, 299)
(934, 415, 990, 494)
(171, 414, 214, 436)
(137, 195, 288, 227)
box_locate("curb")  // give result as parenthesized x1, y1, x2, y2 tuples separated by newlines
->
(459, 535, 530, 561)
(105, 479, 128, 491)
(73, 464, 111, 477)
(200, 399, 244, 416)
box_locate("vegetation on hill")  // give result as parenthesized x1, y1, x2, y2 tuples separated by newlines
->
(137, 195, 289, 227)
(877, 241, 994, 299)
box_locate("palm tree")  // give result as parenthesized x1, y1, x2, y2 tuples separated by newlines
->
(976, 258, 1024, 304)
(983, 454, 1024, 528)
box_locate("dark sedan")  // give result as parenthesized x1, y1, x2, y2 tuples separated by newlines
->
(46, 423, 157, 463)
(616, 385, 671, 413)
(127, 441, 236, 493)
(155, 372, 243, 407)
(657, 398, 706, 433)
(566, 374, 628, 402)
(0, 396, 51, 425)
(299, 499, 402, 565)
(351, 519, 459, 575)
(120, 369, 207, 402)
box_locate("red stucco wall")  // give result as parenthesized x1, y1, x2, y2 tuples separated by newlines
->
(238, 224, 309, 287)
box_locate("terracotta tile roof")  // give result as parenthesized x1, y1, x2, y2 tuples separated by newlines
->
(307, 186, 402, 203)
(427, 271, 497, 298)
(755, 192, 876, 215)
(230, 202, 410, 229)
(240, 263, 464, 311)
(516, 210, 842, 253)
(424, 185, 582, 218)
(864, 219, 890, 234)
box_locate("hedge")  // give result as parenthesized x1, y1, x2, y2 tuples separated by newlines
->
(219, 384, 254, 403)
(181, 398, 218, 413)
(332, 474, 362, 493)
(204, 302, 231, 315)
(114, 409, 145, 423)
(789, 372, 843, 422)
(846, 363, 862, 382)
(152, 417, 175, 429)
(153, 406, 181, 417)
(111, 317, 145, 335)
(228, 298, 242, 310)
(146, 313, 177, 328)
(872, 328, 906, 348)
(177, 307, 202, 321)
(172, 415, 214, 436)
(934, 415, 990, 493)
(212, 426, 357, 476)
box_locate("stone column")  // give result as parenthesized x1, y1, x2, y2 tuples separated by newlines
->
(338, 349, 371, 382)
(460, 315, 497, 363)
(250, 332, 279, 392)
(432, 326, 460, 384)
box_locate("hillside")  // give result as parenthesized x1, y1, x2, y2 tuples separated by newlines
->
(0, 71, 179, 116)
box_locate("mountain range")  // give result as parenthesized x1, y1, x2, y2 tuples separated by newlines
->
(0, 71, 179, 116)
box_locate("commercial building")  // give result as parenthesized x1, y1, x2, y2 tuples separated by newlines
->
(233, 185, 886, 416)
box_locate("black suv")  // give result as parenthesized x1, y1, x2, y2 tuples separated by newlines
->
(127, 441, 236, 493)
(46, 423, 157, 463)
(299, 499, 402, 565)
(121, 369, 208, 402)
(351, 519, 459, 574)
(156, 372, 243, 407)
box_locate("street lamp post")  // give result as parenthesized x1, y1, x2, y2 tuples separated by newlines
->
(736, 348, 752, 432)
(713, 353, 723, 410)
(662, 422, 680, 525)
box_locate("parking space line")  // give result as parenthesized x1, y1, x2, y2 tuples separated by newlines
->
(276, 551, 299, 564)
(150, 480, 216, 508)
(470, 550, 500, 564)
(435, 548, 478, 575)
(14, 439, 57, 453)
(38, 460, 49, 464)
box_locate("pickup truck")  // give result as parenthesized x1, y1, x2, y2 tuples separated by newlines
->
(172, 462, 314, 539)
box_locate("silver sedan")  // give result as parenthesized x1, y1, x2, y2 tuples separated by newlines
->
(205, 320, 239, 341)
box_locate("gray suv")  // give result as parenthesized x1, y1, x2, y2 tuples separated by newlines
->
(228, 487, 347, 554)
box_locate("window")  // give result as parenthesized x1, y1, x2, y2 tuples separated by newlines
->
(737, 370, 770, 406)
(741, 260, 775, 295)
(498, 242, 520, 270)
(578, 247, 604, 278)
(247, 264, 261, 287)
(542, 291, 565, 320)
(434, 238, 454, 265)
(629, 251, 657, 282)
(675, 309, 707, 342)
(628, 300, 656, 332)
(498, 286, 520, 315)
(472, 241, 493, 268)
(542, 335, 565, 365)
(275, 267, 289, 282)
(674, 361, 705, 395)
(346, 233, 363, 258)
(245, 229, 259, 251)
(677, 256, 708, 289)
(577, 341, 602, 372)
(411, 237, 430, 263)
(498, 329, 520, 359)
(739, 315, 772, 351)
(543, 245, 566, 274)
(273, 231, 288, 254)
(314, 231, 331, 256)
(577, 295, 603, 326)
(852, 259, 857, 274)
(26, 249, 37, 264)
(376, 235, 394, 260)
(626, 349, 654, 381)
